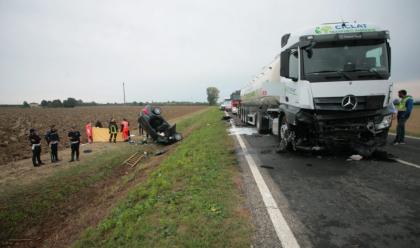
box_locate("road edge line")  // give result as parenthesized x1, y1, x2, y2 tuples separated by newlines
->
(230, 119, 300, 248)
(388, 132, 420, 140)
(393, 158, 420, 169)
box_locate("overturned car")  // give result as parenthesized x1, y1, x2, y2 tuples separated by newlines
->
(138, 105, 182, 144)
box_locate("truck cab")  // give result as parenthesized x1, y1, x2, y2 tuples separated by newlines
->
(277, 22, 393, 155)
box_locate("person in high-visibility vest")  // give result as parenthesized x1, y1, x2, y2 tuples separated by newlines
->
(109, 119, 118, 143)
(121, 118, 130, 142)
(85, 122, 93, 144)
(393, 89, 414, 145)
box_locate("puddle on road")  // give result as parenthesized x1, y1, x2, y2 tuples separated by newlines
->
(228, 126, 258, 136)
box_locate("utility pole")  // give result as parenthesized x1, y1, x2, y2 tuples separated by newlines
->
(123, 82, 126, 104)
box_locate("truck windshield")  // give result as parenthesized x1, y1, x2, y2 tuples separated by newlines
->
(302, 39, 390, 82)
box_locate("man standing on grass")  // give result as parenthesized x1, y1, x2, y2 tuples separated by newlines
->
(121, 118, 130, 142)
(109, 119, 118, 143)
(29, 128, 44, 167)
(393, 89, 414, 145)
(45, 125, 60, 163)
(85, 122, 93, 144)
(68, 126, 81, 162)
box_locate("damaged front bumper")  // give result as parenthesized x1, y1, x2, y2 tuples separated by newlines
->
(294, 108, 392, 154)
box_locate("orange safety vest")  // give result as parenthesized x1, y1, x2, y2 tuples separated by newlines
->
(121, 121, 129, 130)
(85, 123, 92, 135)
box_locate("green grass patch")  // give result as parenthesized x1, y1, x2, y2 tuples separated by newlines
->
(73, 108, 252, 248)
(0, 145, 138, 242)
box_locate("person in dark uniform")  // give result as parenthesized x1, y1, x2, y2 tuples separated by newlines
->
(95, 120, 103, 128)
(29, 128, 44, 167)
(68, 126, 81, 162)
(109, 119, 118, 143)
(45, 125, 60, 163)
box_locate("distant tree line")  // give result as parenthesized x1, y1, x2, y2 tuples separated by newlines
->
(40, 98, 98, 108)
(16, 99, 207, 108)
(111, 101, 208, 106)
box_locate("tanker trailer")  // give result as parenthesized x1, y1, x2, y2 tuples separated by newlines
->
(238, 56, 283, 134)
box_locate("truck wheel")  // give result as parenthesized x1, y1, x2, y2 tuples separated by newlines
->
(256, 112, 267, 134)
(256, 112, 261, 132)
(277, 115, 292, 153)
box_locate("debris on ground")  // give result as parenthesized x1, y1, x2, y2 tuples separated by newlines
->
(221, 116, 231, 121)
(123, 152, 146, 167)
(83, 149, 93, 153)
(260, 165, 274, 169)
(228, 127, 258, 136)
(347, 154, 363, 161)
(371, 150, 396, 162)
(154, 149, 168, 156)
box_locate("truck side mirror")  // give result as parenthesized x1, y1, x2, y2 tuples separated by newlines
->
(280, 50, 290, 78)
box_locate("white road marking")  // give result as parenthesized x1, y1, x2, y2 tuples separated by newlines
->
(230, 118, 300, 248)
(388, 133, 420, 141)
(394, 158, 420, 169)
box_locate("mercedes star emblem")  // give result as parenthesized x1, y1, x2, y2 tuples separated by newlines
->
(341, 95, 357, 110)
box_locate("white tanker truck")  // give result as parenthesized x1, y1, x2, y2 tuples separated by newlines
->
(238, 22, 393, 156)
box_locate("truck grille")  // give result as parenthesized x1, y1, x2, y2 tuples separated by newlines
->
(313, 95, 385, 111)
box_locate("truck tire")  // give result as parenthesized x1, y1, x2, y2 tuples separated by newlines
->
(256, 111, 269, 134)
(277, 114, 292, 153)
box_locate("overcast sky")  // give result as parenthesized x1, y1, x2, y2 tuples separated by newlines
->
(1, 0, 419, 104)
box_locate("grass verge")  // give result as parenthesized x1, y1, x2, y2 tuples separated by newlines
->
(73, 108, 252, 247)
(0, 145, 137, 242)
(0, 109, 207, 243)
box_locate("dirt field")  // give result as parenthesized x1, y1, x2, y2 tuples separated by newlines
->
(390, 105, 420, 136)
(0, 105, 206, 165)
(0, 108, 210, 247)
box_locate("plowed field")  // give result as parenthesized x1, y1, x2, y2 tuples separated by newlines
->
(0, 105, 206, 165)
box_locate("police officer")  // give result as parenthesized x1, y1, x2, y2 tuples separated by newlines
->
(109, 119, 118, 143)
(394, 89, 414, 145)
(29, 128, 44, 167)
(68, 126, 81, 162)
(45, 125, 60, 163)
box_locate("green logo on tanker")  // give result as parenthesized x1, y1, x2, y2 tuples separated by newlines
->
(315, 25, 332, 34)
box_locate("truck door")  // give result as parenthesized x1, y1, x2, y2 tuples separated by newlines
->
(280, 48, 300, 106)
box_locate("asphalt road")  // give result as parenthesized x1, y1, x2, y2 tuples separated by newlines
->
(230, 116, 420, 248)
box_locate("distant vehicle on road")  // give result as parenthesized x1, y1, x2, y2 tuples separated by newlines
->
(231, 106, 238, 115)
(223, 99, 232, 112)
(238, 22, 393, 156)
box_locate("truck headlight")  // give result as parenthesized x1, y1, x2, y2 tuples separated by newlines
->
(375, 115, 392, 130)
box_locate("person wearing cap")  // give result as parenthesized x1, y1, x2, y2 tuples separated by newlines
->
(109, 119, 118, 143)
(29, 128, 44, 167)
(68, 126, 81, 162)
(393, 89, 414, 145)
(45, 125, 60, 163)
